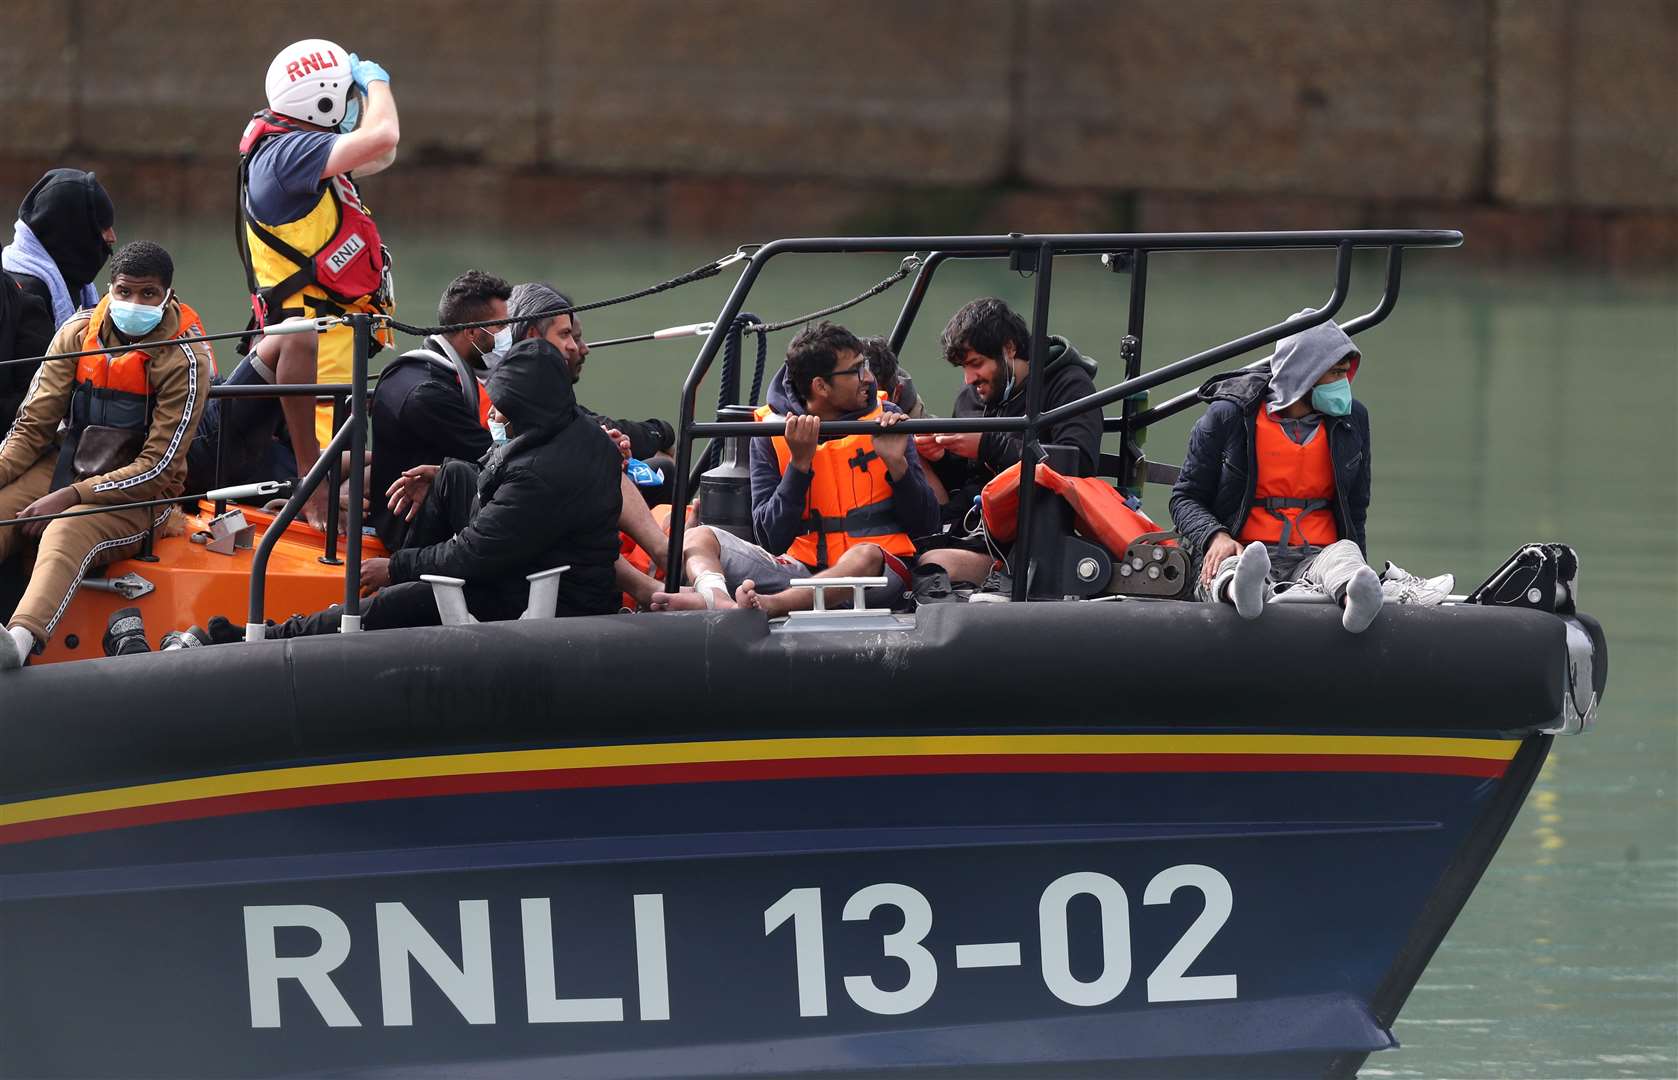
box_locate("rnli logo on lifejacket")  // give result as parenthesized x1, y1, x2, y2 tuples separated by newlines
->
(324, 234, 366, 274)
(285, 51, 340, 82)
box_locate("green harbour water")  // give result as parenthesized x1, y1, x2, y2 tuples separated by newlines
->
(131, 218, 1678, 1078)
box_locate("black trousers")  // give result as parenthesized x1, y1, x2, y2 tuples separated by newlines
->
(267, 460, 513, 638)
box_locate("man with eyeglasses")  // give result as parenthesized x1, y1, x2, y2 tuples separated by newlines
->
(652, 321, 938, 614)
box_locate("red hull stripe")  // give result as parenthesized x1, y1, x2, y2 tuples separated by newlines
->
(0, 751, 1505, 846)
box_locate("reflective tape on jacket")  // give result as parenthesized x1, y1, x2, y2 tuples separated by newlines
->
(1237, 408, 1340, 548)
(755, 399, 917, 569)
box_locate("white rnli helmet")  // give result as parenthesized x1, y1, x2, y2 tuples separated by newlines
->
(264, 39, 353, 127)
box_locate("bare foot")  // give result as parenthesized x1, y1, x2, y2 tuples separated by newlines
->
(734, 579, 762, 610)
(648, 585, 737, 611)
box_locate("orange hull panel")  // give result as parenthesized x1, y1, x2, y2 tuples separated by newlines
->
(38, 503, 387, 664)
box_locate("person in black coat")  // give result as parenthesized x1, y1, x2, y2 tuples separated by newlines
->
(235, 336, 623, 638)
(368, 271, 509, 547)
(1, 169, 117, 423)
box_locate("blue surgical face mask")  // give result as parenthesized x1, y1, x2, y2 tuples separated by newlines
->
(339, 92, 361, 134)
(1310, 377, 1353, 417)
(109, 292, 168, 337)
(488, 417, 509, 446)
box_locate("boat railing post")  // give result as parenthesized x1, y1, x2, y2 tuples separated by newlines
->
(666, 248, 771, 588)
(1011, 239, 1055, 604)
(886, 250, 945, 355)
(320, 393, 345, 565)
(246, 419, 356, 640)
(1341, 246, 1405, 336)
(341, 315, 370, 633)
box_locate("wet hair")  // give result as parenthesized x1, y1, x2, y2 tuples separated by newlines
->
(941, 297, 1028, 367)
(858, 335, 900, 391)
(437, 270, 512, 325)
(507, 281, 576, 344)
(106, 240, 173, 288)
(785, 321, 864, 405)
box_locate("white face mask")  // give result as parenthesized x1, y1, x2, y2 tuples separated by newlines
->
(488, 417, 509, 446)
(481, 325, 513, 365)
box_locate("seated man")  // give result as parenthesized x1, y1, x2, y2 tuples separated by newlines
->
(913, 297, 1101, 586)
(216, 335, 621, 639)
(0, 241, 213, 668)
(651, 321, 937, 616)
(1169, 311, 1389, 633)
(505, 282, 677, 604)
(859, 335, 925, 417)
(368, 270, 510, 547)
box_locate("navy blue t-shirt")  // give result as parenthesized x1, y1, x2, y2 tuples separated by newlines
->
(246, 131, 337, 226)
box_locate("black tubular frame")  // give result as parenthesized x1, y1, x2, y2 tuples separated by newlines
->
(664, 230, 1458, 595)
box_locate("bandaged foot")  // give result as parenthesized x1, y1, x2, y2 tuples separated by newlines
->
(647, 572, 737, 611)
(1230, 542, 1270, 619)
(0, 625, 36, 670)
(1342, 565, 1384, 633)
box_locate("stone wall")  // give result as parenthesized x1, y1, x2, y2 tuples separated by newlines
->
(1, 0, 1672, 262)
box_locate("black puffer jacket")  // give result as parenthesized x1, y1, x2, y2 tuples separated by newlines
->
(1168, 364, 1371, 565)
(387, 337, 622, 617)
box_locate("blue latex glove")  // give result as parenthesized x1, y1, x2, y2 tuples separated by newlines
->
(350, 54, 390, 91)
(626, 458, 665, 488)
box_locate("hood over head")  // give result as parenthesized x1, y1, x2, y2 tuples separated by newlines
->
(486, 337, 578, 435)
(1264, 310, 1360, 411)
(19, 169, 114, 295)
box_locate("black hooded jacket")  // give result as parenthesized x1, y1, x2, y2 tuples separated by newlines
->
(18, 169, 115, 300)
(387, 337, 623, 617)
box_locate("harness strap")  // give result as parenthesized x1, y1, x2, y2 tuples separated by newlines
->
(1259, 496, 1332, 548)
(799, 499, 900, 535)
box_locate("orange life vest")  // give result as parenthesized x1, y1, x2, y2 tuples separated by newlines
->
(68, 295, 206, 433)
(982, 460, 1169, 553)
(1237, 408, 1339, 548)
(476, 384, 493, 430)
(754, 401, 917, 569)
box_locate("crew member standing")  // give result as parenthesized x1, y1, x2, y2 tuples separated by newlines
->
(203, 39, 399, 528)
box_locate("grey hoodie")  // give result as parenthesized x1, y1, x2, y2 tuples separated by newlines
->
(1265, 311, 1360, 413)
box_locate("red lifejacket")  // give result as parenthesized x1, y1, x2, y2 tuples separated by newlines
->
(1237, 409, 1340, 548)
(236, 110, 388, 326)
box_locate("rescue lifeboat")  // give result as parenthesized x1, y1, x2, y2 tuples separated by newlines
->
(0, 230, 1607, 1079)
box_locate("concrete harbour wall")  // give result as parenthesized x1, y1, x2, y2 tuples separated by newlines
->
(1, 0, 1673, 264)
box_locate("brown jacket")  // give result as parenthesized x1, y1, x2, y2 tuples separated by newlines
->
(0, 298, 213, 505)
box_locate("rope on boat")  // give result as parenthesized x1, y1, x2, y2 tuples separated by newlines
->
(378, 249, 753, 337)
(742, 255, 922, 336)
(1, 248, 754, 367)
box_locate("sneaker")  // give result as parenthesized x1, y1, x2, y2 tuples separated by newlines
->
(1381, 561, 1454, 606)
(969, 567, 1013, 603)
(160, 625, 210, 651)
(103, 607, 151, 656)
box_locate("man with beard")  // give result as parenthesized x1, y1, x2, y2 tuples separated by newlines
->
(651, 321, 937, 615)
(504, 282, 677, 603)
(913, 297, 1101, 588)
(1, 169, 118, 423)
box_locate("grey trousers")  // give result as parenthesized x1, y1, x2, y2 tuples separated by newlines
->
(1198, 538, 1368, 604)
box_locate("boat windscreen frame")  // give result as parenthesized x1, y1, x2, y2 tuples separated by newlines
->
(667, 229, 1458, 603)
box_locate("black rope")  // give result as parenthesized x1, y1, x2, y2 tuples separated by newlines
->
(746, 317, 769, 406)
(379, 250, 747, 337)
(702, 313, 762, 471)
(743, 255, 921, 336)
(0, 324, 283, 367)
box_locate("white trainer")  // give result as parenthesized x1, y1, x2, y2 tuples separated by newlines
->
(1381, 561, 1454, 606)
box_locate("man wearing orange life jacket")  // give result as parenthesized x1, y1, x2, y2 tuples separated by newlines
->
(651, 321, 939, 615)
(1168, 311, 1388, 633)
(0, 242, 213, 668)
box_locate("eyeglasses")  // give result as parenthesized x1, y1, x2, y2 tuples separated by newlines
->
(826, 359, 872, 380)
